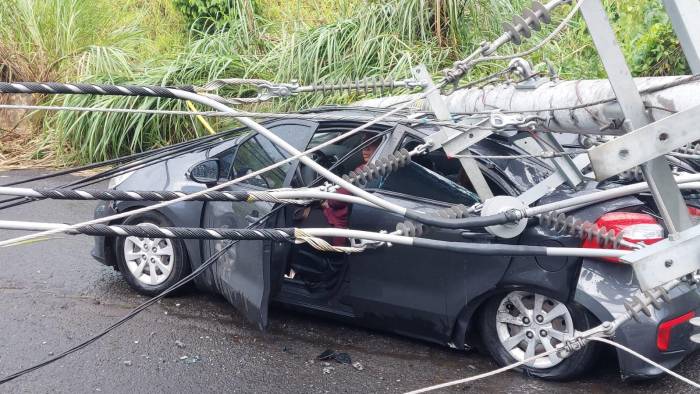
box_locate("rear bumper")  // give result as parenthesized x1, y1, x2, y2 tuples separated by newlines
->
(575, 259, 700, 379)
(613, 283, 700, 380)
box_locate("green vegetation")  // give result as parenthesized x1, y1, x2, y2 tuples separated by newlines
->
(0, 0, 690, 164)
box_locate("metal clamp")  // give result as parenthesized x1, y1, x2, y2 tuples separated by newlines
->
(489, 113, 541, 132)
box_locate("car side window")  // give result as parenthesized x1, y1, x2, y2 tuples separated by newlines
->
(217, 148, 236, 180)
(379, 135, 480, 205)
(232, 134, 290, 189)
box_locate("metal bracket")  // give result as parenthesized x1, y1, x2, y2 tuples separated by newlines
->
(581, 0, 693, 236)
(517, 154, 590, 205)
(523, 133, 586, 187)
(580, 0, 699, 290)
(412, 64, 494, 200)
(622, 224, 700, 290)
(588, 103, 700, 180)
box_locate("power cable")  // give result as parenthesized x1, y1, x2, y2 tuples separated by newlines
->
(0, 84, 451, 248)
(404, 347, 560, 394)
(444, 0, 585, 84)
(0, 133, 398, 383)
(0, 103, 488, 133)
(0, 204, 280, 385)
(588, 337, 700, 389)
(0, 130, 237, 210)
(404, 336, 700, 393)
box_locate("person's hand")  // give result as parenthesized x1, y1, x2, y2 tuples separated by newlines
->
(321, 201, 329, 209)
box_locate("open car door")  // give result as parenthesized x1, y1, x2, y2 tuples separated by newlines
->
(201, 120, 317, 329)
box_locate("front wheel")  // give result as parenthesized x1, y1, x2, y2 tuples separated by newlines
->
(114, 212, 189, 297)
(478, 290, 599, 380)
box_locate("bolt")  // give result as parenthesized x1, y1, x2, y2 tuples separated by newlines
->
(536, 315, 543, 323)
(665, 259, 674, 268)
(505, 303, 514, 310)
(522, 317, 531, 325)
(540, 329, 547, 337)
(141, 255, 146, 260)
(152, 247, 157, 253)
(150, 258, 155, 263)
(526, 331, 534, 339)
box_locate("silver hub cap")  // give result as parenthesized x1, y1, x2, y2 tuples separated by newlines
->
(123, 235, 174, 285)
(495, 291, 575, 369)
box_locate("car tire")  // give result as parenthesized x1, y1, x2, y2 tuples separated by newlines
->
(115, 211, 189, 297)
(478, 290, 599, 381)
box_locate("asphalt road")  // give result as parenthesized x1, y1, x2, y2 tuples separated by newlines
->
(0, 170, 698, 393)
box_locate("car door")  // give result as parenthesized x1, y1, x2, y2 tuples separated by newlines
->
(201, 120, 316, 329)
(343, 129, 504, 342)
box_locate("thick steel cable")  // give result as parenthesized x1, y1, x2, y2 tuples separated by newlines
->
(0, 103, 485, 132)
(0, 219, 630, 258)
(0, 187, 382, 206)
(0, 84, 443, 248)
(0, 133, 395, 381)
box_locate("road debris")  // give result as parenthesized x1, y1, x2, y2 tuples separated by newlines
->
(317, 349, 352, 365)
(175, 340, 185, 348)
(122, 360, 132, 366)
(352, 362, 364, 371)
(179, 355, 201, 364)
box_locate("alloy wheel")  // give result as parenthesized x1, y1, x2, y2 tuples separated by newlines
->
(495, 291, 575, 369)
(123, 235, 175, 285)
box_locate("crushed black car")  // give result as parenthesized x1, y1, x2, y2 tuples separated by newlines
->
(92, 107, 700, 381)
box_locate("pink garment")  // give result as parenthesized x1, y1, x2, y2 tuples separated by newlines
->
(321, 165, 365, 246)
(321, 187, 351, 246)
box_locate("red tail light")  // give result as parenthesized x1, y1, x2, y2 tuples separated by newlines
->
(657, 311, 695, 351)
(581, 212, 664, 262)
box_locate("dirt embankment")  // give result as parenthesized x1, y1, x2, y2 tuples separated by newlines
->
(0, 94, 54, 169)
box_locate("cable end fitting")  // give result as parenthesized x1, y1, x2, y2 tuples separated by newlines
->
(504, 208, 526, 223)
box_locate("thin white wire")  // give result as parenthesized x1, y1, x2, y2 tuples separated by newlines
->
(0, 86, 439, 248)
(589, 337, 700, 389)
(404, 347, 559, 394)
(406, 336, 700, 393)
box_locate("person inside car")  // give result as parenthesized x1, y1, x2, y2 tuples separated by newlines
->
(320, 135, 380, 246)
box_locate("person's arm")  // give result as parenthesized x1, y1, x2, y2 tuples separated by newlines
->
(325, 187, 351, 209)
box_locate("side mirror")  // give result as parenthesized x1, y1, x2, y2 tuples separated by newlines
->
(188, 159, 219, 184)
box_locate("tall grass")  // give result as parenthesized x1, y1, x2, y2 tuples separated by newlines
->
(49, 23, 268, 163)
(0, 0, 148, 81)
(1, 0, 688, 164)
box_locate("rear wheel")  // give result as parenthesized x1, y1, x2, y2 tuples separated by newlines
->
(115, 212, 189, 296)
(478, 290, 599, 380)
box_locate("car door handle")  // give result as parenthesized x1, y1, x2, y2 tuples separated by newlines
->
(245, 210, 260, 224)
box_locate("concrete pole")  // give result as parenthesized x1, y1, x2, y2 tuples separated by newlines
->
(356, 76, 700, 135)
